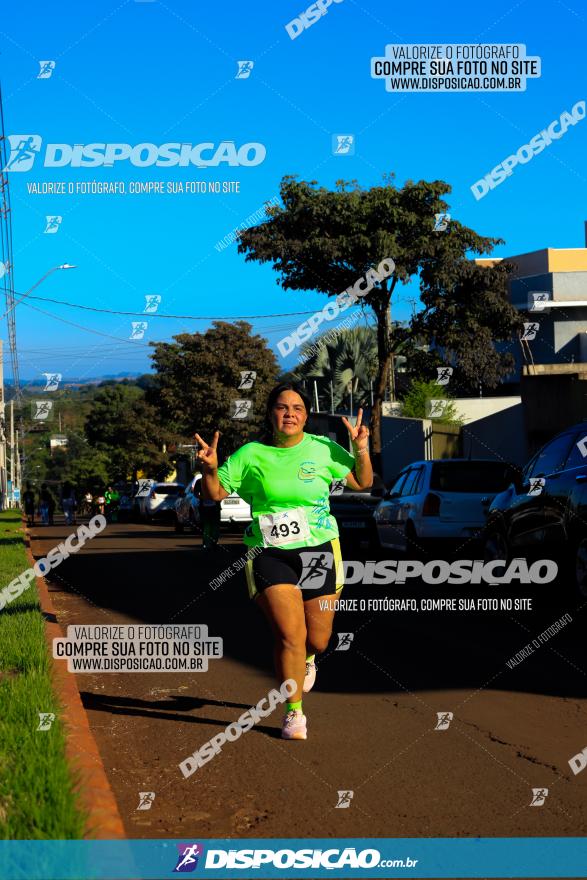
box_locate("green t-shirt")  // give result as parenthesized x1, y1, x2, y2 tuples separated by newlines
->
(217, 432, 355, 549)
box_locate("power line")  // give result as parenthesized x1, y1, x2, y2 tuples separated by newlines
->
(24, 292, 325, 321)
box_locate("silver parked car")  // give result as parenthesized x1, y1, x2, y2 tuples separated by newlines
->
(374, 459, 518, 554)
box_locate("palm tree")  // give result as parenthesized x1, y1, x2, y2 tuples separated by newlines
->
(293, 325, 378, 411)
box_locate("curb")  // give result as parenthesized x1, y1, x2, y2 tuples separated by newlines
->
(24, 526, 126, 840)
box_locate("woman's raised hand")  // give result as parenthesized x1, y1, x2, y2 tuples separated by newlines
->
(194, 432, 220, 470)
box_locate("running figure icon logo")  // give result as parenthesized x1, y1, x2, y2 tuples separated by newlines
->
(530, 788, 548, 806)
(231, 399, 253, 419)
(435, 711, 453, 730)
(426, 399, 448, 418)
(144, 294, 161, 313)
(174, 843, 204, 872)
(136, 791, 156, 810)
(330, 478, 346, 496)
(332, 134, 355, 155)
(435, 366, 453, 385)
(43, 373, 62, 391)
(521, 321, 539, 341)
(33, 400, 53, 420)
(3, 135, 42, 172)
(528, 291, 550, 311)
(37, 712, 56, 731)
(236, 61, 254, 79)
(37, 60, 56, 79)
(335, 790, 354, 808)
(528, 477, 545, 497)
(238, 370, 256, 390)
(44, 215, 62, 234)
(335, 632, 354, 651)
(130, 321, 148, 340)
(433, 212, 450, 231)
(298, 551, 333, 590)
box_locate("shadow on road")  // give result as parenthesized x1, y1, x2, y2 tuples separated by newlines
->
(35, 520, 587, 700)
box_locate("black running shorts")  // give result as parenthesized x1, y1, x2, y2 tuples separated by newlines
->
(245, 538, 345, 601)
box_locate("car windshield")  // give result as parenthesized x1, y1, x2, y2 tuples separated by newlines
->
(430, 462, 516, 493)
(153, 485, 182, 495)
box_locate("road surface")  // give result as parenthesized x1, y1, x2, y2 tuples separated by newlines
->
(29, 516, 587, 843)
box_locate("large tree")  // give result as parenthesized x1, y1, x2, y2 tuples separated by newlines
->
(238, 175, 518, 473)
(412, 258, 522, 393)
(84, 383, 170, 482)
(149, 321, 279, 459)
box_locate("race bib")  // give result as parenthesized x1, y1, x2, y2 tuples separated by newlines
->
(258, 507, 311, 547)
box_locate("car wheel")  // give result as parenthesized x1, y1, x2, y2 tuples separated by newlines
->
(575, 539, 587, 598)
(484, 528, 509, 564)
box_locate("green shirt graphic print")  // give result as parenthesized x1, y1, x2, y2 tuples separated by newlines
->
(216, 432, 355, 549)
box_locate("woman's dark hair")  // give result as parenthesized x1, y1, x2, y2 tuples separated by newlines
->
(257, 382, 313, 445)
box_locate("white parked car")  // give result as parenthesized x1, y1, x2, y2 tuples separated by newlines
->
(144, 482, 184, 521)
(374, 459, 518, 554)
(174, 476, 201, 532)
(175, 473, 251, 528)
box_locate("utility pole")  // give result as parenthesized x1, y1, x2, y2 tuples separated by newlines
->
(9, 398, 14, 503)
(0, 339, 6, 509)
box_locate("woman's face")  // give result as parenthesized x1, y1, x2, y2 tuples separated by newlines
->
(271, 390, 307, 438)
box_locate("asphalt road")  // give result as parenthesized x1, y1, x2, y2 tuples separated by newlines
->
(29, 516, 587, 843)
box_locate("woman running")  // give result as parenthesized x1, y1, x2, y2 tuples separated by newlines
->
(195, 382, 373, 741)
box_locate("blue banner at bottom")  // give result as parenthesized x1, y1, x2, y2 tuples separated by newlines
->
(1, 838, 586, 879)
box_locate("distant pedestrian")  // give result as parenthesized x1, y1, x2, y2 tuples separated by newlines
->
(23, 482, 35, 526)
(62, 482, 77, 525)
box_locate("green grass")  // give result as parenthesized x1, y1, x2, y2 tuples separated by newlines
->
(0, 510, 87, 839)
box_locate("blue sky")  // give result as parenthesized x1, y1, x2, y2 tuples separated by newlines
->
(1, 0, 586, 382)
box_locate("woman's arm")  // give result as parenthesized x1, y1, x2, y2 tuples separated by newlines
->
(195, 431, 230, 501)
(345, 446, 374, 491)
(341, 408, 373, 491)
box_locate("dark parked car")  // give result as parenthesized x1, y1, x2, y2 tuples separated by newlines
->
(484, 422, 587, 596)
